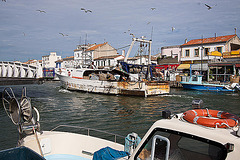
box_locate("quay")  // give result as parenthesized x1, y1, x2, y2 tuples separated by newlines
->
(169, 81, 183, 88)
(0, 77, 43, 86)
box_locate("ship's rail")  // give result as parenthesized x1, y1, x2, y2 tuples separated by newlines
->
(50, 124, 125, 144)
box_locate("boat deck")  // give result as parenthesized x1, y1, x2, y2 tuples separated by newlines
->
(45, 154, 90, 160)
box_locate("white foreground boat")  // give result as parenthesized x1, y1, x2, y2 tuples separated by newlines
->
(1, 88, 240, 160)
(56, 67, 170, 97)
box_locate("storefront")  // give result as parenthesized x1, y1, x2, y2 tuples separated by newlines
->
(236, 63, 240, 76)
(208, 63, 235, 82)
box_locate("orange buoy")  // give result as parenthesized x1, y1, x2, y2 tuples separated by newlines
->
(183, 109, 240, 128)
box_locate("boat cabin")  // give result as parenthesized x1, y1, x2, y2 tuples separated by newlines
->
(129, 111, 240, 160)
(187, 75, 203, 84)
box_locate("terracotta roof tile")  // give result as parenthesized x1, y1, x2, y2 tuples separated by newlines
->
(181, 35, 236, 46)
(94, 55, 122, 60)
(86, 42, 108, 51)
(63, 56, 74, 61)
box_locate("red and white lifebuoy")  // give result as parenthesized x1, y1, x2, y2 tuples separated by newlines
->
(68, 71, 71, 77)
(183, 109, 240, 128)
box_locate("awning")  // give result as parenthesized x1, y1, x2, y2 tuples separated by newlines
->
(155, 64, 179, 70)
(231, 51, 240, 55)
(208, 51, 222, 57)
(177, 64, 190, 70)
(191, 64, 208, 71)
(236, 64, 240, 68)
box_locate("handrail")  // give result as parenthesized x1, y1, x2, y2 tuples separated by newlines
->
(50, 124, 125, 143)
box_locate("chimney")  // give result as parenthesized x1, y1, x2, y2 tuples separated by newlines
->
(215, 33, 217, 39)
(185, 38, 188, 44)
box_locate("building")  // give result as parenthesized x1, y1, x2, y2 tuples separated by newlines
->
(55, 56, 75, 69)
(161, 45, 181, 62)
(179, 34, 240, 80)
(23, 59, 42, 67)
(42, 52, 61, 68)
(74, 42, 118, 67)
(94, 55, 124, 69)
(208, 49, 240, 82)
(180, 34, 240, 64)
(127, 55, 157, 65)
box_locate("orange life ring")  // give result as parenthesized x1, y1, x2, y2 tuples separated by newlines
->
(183, 109, 240, 128)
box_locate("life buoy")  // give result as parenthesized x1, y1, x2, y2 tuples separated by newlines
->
(183, 109, 240, 128)
(68, 71, 71, 77)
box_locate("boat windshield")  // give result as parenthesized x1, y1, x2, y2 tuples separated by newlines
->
(135, 128, 227, 160)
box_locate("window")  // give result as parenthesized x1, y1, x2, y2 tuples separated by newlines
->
(204, 48, 209, 56)
(194, 49, 199, 57)
(108, 60, 111, 66)
(185, 50, 190, 57)
(135, 128, 227, 160)
(217, 47, 222, 53)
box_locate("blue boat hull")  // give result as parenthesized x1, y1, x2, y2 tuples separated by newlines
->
(181, 83, 234, 92)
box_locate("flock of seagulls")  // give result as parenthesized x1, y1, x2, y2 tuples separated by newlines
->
(1, 2, 220, 40)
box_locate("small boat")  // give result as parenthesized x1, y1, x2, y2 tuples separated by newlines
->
(56, 67, 169, 97)
(1, 87, 240, 160)
(180, 74, 239, 92)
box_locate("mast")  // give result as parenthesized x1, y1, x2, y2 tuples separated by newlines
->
(125, 37, 152, 80)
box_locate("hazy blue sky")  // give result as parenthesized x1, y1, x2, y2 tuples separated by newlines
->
(0, 0, 239, 62)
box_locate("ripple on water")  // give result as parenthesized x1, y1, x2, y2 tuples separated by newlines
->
(0, 83, 239, 150)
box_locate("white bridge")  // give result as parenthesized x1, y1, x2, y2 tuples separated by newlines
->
(0, 61, 42, 79)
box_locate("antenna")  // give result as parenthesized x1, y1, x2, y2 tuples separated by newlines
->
(151, 26, 154, 40)
(79, 36, 81, 45)
(85, 34, 87, 45)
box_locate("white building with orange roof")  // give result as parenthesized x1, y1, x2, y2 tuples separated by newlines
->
(179, 34, 240, 72)
(74, 42, 118, 67)
(180, 34, 240, 64)
(23, 59, 42, 67)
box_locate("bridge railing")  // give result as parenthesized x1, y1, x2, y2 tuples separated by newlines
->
(0, 61, 42, 78)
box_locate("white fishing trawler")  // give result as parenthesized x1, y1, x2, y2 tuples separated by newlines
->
(1, 87, 240, 160)
(56, 38, 170, 97)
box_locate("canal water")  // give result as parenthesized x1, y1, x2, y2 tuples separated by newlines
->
(0, 81, 239, 150)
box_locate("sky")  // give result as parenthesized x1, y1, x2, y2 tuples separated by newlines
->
(0, 0, 239, 62)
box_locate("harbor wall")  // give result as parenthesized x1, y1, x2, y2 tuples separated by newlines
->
(0, 77, 43, 86)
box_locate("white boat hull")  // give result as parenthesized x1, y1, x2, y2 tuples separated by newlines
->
(57, 73, 170, 97)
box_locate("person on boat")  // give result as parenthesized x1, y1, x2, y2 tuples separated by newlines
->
(91, 62, 96, 69)
(194, 71, 199, 75)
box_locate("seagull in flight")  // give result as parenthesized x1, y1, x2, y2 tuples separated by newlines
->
(81, 8, 92, 13)
(2, 0, 6, 2)
(171, 27, 175, 32)
(151, 8, 156, 10)
(147, 22, 151, 25)
(59, 33, 68, 37)
(130, 33, 135, 38)
(36, 10, 46, 13)
(205, 4, 212, 10)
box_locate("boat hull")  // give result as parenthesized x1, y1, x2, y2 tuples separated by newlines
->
(180, 83, 234, 92)
(57, 73, 170, 97)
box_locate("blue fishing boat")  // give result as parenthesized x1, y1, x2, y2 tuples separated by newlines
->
(180, 74, 236, 92)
